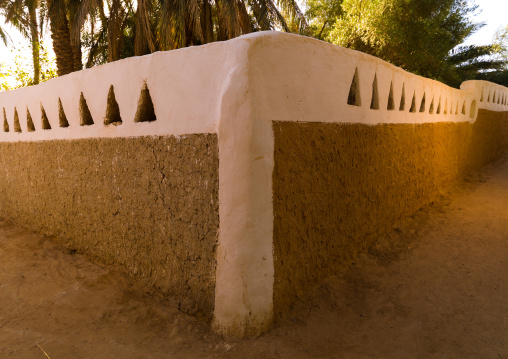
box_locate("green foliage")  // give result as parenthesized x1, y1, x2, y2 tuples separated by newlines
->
(0, 64, 11, 91)
(326, 0, 484, 86)
(305, 0, 342, 40)
(469, 25, 508, 87)
(0, 42, 56, 90)
(310, 0, 508, 87)
(494, 25, 508, 64)
(71, 0, 309, 68)
(445, 44, 507, 87)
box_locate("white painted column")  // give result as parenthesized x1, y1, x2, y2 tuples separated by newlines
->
(212, 39, 275, 338)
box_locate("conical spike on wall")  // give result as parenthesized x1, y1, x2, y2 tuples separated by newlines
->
(387, 82, 395, 110)
(13, 108, 21, 133)
(444, 99, 448, 115)
(429, 97, 434, 114)
(409, 91, 416, 113)
(134, 83, 157, 122)
(436, 97, 441, 114)
(462, 101, 466, 115)
(3, 107, 9, 132)
(370, 74, 380, 110)
(41, 103, 51, 130)
(58, 98, 69, 128)
(399, 83, 405, 111)
(419, 93, 426, 113)
(480, 87, 484, 102)
(347, 68, 361, 107)
(104, 85, 122, 125)
(26, 107, 35, 132)
(79, 92, 94, 126)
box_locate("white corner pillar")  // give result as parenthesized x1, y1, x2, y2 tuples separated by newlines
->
(212, 46, 275, 338)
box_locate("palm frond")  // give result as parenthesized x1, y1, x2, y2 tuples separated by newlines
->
(185, 0, 203, 44)
(158, 0, 185, 49)
(448, 45, 497, 65)
(135, 0, 155, 54)
(72, 0, 103, 44)
(236, 0, 253, 34)
(274, 0, 308, 33)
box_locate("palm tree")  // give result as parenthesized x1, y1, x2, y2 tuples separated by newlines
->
(444, 45, 508, 88)
(44, 0, 78, 75)
(74, 0, 309, 66)
(0, 2, 11, 45)
(5, 0, 307, 76)
(2, 0, 42, 84)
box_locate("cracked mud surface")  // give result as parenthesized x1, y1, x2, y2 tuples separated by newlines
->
(272, 110, 508, 316)
(0, 135, 219, 319)
(1, 154, 507, 358)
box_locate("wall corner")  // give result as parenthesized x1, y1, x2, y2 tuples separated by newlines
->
(212, 37, 275, 338)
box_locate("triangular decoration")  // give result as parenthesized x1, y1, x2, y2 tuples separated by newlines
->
(429, 97, 434, 114)
(3, 107, 9, 132)
(409, 92, 416, 113)
(58, 98, 69, 128)
(134, 83, 157, 122)
(387, 82, 395, 110)
(399, 83, 405, 111)
(13, 107, 21, 133)
(370, 74, 379, 110)
(419, 93, 426, 113)
(41, 103, 51, 130)
(347, 68, 361, 107)
(104, 85, 122, 125)
(79, 92, 94, 126)
(26, 107, 35, 132)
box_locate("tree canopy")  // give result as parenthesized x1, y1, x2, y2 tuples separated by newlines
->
(307, 0, 507, 88)
(1, 0, 308, 80)
(1, 0, 508, 88)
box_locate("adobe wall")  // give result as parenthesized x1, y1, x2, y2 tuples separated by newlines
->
(0, 135, 219, 318)
(272, 110, 508, 316)
(0, 38, 241, 322)
(0, 31, 507, 337)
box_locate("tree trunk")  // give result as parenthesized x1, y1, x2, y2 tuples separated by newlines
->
(71, 39, 82, 71)
(48, 1, 74, 76)
(108, 0, 122, 62)
(67, 11, 82, 71)
(201, 0, 214, 44)
(28, 5, 40, 85)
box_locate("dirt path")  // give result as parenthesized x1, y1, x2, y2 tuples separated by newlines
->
(1, 154, 508, 358)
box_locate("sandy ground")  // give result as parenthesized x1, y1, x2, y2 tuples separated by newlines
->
(1, 154, 508, 359)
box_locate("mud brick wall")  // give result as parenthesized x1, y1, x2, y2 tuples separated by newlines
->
(0, 134, 219, 319)
(272, 110, 508, 316)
